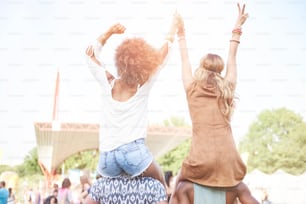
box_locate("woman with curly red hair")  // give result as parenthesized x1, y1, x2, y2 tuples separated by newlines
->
(85, 17, 178, 190)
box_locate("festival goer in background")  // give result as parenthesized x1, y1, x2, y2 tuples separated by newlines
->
(170, 4, 259, 204)
(43, 189, 58, 204)
(34, 187, 42, 204)
(261, 190, 272, 204)
(53, 183, 59, 191)
(164, 171, 175, 202)
(7, 187, 16, 204)
(85, 13, 179, 188)
(85, 176, 167, 204)
(0, 181, 9, 204)
(57, 178, 73, 204)
(24, 187, 36, 204)
(78, 174, 91, 204)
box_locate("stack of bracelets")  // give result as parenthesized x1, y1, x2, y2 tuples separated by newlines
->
(177, 28, 185, 41)
(230, 27, 242, 44)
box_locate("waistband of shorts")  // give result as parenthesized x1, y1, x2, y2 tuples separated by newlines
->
(134, 138, 145, 144)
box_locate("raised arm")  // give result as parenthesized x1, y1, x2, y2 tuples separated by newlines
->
(85, 23, 125, 82)
(159, 13, 180, 63)
(225, 3, 248, 88)
(85, 23, 126, 67)
(176, 13, 193, 91)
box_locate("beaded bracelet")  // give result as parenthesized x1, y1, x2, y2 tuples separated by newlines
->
(230, 39, 240, 44)
(177, 28, 185, 37)
(178, 36, 185, 41)
(232, 28, 242, 35)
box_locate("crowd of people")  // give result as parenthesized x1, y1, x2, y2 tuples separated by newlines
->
(1, 175, 273, 204)
(0, 174, 94, 204)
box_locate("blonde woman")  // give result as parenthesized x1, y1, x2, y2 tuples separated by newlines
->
(171, 4, 259, 204)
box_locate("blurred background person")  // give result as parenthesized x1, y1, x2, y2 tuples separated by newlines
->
(0, 181, 9, 204)
(7, 187, 16, 204)
(57, 178, 73, 204)
(164, 171, 175, 201)
(78, 174, 91, 204)
(43, 189, 58, 204)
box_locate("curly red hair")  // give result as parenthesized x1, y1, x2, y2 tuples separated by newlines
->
(115, 37, 161, 86)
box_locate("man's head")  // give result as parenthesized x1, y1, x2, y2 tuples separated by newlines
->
(0, 181, 6, 188)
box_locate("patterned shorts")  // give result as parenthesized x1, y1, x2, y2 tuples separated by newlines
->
(89, 176, 167, 204)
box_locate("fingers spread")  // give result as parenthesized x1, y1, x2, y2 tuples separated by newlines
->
(237, 2, 241, 13)
(241, 4, 246, 14)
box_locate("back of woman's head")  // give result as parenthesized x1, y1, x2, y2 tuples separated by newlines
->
(194, 53, 224, 84)
(61, 178, 71, 188)
(194, 53, 236, 121)
(200, 53, 224, 73)
(115, 37, 161, 86)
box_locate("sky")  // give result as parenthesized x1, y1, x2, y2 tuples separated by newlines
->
(0, 0, 306, 166)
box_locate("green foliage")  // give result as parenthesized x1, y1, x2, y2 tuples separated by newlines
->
(239, 108, 306, 175)
(163, 116, 190, 127)
(14, 174, 45, 202)
(16, 148, 98, 176)
(63, 150, 99, 172)
(0, 165, 15, 174)
(158, 139, 191, 174)
(16, 148, 42, 177)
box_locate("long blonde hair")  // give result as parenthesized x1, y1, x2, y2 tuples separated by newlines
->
(194, 53, 236, 121)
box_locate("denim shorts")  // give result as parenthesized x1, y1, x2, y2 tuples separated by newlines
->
(97, 139, 153, 178)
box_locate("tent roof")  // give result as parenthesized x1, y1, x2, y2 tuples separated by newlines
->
(34, 122, 191, 173)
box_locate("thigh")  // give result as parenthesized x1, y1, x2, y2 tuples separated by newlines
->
(142, 160, 165, 186)
(170, 181, 194, 204)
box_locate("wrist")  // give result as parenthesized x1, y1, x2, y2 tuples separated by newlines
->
(230, 39, 240, 44)
(177, 27, 185, 37)
(98, 31, 112, 45)
(232, 27, 242, 35)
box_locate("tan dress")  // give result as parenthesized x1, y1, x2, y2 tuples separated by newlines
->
(180, 78, 246, 187)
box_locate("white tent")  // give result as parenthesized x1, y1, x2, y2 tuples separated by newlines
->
(244, 169, 306, 204)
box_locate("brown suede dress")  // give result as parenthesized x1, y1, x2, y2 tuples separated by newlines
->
(180, 78, 247, 187)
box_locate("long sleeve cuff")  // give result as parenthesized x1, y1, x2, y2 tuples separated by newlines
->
(92, 40, 103, 61)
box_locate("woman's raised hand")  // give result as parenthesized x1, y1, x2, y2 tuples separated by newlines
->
(235, 3, 249, 28)
(109, 23, 126, 35)
(176, 13, 184, 35)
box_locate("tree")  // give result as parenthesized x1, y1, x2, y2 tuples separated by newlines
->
(158, 116, 191, 173)
(239, 108, 306, 175)
(16, 147, 42, 177)
(158, 139, 191, 174)
(163, 116, 190, 127)
(63, 150, 99, 172)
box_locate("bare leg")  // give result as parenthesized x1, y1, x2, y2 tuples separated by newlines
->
(169, 181, 193, 204)
(227, 182, 259, 204)
(142, 160, 166, 187)
(84, 196, 98, 204)
(226, 189, 239, 204)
